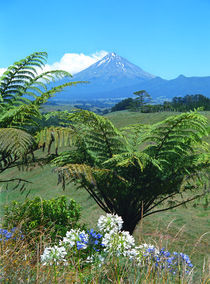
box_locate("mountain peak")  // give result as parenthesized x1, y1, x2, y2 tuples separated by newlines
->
(108, 52, 116, 57)
(74, 52, 155, 82)
(96, 52, 122, 67)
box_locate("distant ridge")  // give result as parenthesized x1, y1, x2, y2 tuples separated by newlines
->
(51, 53, 210, 102)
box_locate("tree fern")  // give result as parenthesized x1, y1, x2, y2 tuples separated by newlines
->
(53, 110, 209, 233)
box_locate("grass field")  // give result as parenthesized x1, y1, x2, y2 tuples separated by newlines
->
(0, 110, 209, 281)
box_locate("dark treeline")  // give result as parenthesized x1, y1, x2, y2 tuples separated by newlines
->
(168, 94, 210, 111)
(111, 94, 210, 112)
(111, 98, 134, 112)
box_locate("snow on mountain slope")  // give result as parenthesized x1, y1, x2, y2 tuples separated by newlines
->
(72, 52, 155, 87)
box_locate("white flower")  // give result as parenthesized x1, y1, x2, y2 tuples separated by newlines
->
(86, 255, 94, 263)
(128, 248, 138, 260)
(102, 230, 135, 257)
(41, 245, 67, 266)
(97, 213, 123, 234)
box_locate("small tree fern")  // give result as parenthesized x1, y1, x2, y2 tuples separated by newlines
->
(52, 110, 209, 234)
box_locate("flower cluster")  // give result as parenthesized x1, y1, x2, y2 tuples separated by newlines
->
(102, 230, 135, 257)
(98, 214, 193, 276)
(153, 248, 193, 274)
(41, 228, 104, 265)
(0, 227, 24, 242)
(41, 246, 67, 266)
(87, 229, 104, 252)
(97, 213, 123, 234)
(126, 244, 193, 275)
(137, 243, 160, 257)
(40, 213, 193, 277)
(61, 229, 89, 250)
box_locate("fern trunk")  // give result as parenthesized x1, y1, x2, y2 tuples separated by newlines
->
(121, 216, 139, 234)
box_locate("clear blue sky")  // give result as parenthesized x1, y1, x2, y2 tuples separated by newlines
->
(1, 0, 210, 79)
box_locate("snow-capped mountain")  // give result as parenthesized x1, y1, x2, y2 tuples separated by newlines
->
(73, 52, 155, 87)
(51, 52, 155, 100)
(51, 52, 210, 102)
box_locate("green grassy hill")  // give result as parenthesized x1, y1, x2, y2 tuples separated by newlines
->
(0, 110, 209, 280)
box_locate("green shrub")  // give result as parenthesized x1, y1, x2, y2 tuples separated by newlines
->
(3, 195, 82, 242)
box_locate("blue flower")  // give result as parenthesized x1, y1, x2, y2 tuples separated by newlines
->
(167, 257, 174, 264)
(188, 263, 193, 268)
(144, 247, 193, 276)
(0, 227, 24, 242)
(76, 241, 86, 250)
(11, 227, 17, 232)
(5, 232, 12, 239)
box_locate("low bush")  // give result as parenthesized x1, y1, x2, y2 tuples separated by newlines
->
(3, 195, 82, 242)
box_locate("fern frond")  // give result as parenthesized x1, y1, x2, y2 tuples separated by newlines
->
(0, 104, 41, 128)
(0, 52, 79, 105)
(68, 110, 127, 163)
(104, 151, 162, 171)
(44, 110, 70, 122)
(36, 126, 76, 151)
(144, 111, 208, 161)
(0, 52, 47, 100)
(0, 128, 34, 157)
(25, 86, 44, 95)
(32, 81, 87, 106)
(32, 70, 72, 83)
(56, 163, 96, 186)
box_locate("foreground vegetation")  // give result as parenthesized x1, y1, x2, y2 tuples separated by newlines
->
(1, 110, 209, 283)
(1, 209, 209, 283)
(0, 52, 209, 282)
